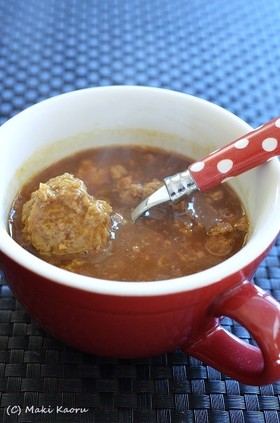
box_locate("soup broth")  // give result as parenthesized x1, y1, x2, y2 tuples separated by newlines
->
(9, 145, 249, 281)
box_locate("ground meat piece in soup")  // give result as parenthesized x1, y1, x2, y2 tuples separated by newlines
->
(21, 173, 112, 255)
(110, 164, 163, 204)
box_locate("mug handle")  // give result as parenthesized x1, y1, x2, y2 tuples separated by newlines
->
(185, 281, 280, 385)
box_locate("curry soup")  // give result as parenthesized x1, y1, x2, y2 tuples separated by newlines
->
(9, 145, 249, 281)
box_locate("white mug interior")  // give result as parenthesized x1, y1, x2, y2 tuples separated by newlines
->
(0, 86, 280, 296)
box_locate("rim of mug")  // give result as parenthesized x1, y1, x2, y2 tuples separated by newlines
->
(1, 85, 280, 297)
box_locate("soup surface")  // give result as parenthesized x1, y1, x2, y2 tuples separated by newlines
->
(9, 145, 249, 281)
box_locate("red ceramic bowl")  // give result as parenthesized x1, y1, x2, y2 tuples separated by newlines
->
(1, 86, 280, 385)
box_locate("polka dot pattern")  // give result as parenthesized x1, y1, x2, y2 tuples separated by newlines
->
(217, 159, 233, 174)
(234, 138, 249, 149)
(262, 137, 278, 152)
(189, 117, 280, 191)
(189, 161, 205, 172)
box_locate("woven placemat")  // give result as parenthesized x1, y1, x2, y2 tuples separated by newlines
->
(1, 0, 280, 422)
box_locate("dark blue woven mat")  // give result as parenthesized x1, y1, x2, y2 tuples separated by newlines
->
(1, 1, 280, 422)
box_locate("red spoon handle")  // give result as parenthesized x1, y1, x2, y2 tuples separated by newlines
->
(188, 117, 280, 191)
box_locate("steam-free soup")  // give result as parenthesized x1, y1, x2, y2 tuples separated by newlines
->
(9, 145, 249, 281)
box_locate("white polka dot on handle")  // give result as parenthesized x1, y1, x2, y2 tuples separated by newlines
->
(234, 138, 249, 149)
(190, 161, 205, 172)
(262, 137, 278, 152)
(217, 159, 233, 174)
(275, 119, 280, 128)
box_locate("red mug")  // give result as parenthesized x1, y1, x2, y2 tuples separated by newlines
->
(1, 86, 280, 385)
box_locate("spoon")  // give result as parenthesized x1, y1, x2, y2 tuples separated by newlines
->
(131, 116, 280, 221)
